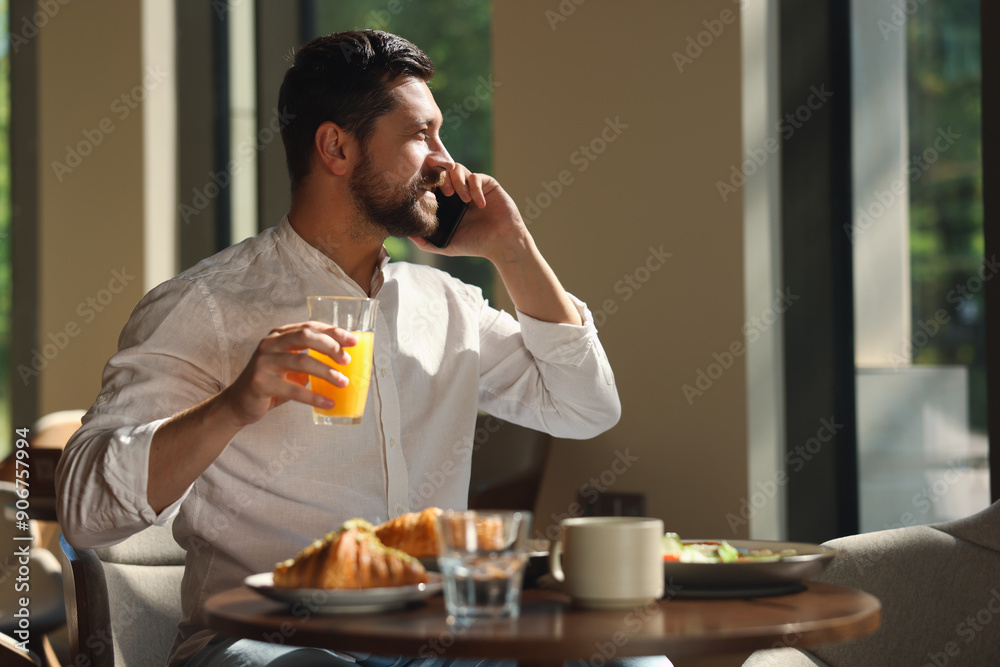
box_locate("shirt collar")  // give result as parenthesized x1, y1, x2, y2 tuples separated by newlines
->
(276, 216, 392, 296)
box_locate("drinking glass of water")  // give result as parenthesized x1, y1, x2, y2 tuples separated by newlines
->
(435, 510, 532, 619)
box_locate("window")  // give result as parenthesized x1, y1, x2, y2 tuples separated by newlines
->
(778, 0, 994, 540)
(853, 0, 989, 532)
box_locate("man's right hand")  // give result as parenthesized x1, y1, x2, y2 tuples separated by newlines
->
(219, 322, 359, 427)
(147, 322, 358, 512)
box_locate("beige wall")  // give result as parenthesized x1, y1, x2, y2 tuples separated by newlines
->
(28, 2, 751, 537)
(493, 2, 750, 538)
(35, 1, 147, 415)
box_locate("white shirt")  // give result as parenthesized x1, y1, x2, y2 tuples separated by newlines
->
(56, 218, 620, 665)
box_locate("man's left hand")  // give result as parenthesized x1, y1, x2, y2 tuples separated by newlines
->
(409, 164, 531, 265)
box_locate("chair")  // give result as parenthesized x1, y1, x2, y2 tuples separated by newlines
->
(742, 500, 1000, 666)
(0, 631, 41, 666)
(30, 410, 87, 450)
(60, 521, 187, 667)
(467, 414, 552, 513)
(0, 482, 65, 666)
(0, 410, 85, 556)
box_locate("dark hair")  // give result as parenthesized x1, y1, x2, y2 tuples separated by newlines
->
(278, 30, 435, 192)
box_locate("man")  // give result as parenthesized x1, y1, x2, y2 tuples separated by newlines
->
(57, 30, 634, 666)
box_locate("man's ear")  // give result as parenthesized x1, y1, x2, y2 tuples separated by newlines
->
(314, 122, 352, 176)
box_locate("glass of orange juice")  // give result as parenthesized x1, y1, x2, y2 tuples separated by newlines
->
(306, 296, 378, 425)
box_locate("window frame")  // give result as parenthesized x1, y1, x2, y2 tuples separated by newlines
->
(982, 0, 999, 501)
(9, 0, 41, 437)
(778, 0, 859, 542)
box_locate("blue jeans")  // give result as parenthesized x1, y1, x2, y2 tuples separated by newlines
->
(185, 637, 673, 667)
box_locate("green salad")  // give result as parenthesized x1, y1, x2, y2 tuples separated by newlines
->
(661, 533, 797, 563)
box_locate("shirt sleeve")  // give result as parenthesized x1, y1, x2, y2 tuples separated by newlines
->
(477, 293, 621, 439)
(56, 278, 227, 549)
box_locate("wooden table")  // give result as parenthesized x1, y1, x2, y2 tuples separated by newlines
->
(205, 583, 880, 665)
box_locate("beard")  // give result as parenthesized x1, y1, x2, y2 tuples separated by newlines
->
(348, 146, 442, 240)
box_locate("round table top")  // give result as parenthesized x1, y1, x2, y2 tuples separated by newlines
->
(205, 582, 880, 663)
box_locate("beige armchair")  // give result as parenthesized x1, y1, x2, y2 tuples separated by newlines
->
(60, 522, 186, 667)
(0, 482, 65, 666)
(743, 500, 1000, 666)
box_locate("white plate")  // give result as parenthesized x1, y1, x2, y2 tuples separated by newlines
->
(663, 539, 840, 598)
(244, 572, 443, 613)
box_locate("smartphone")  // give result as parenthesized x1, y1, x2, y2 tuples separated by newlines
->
(424, 188, 469, 249)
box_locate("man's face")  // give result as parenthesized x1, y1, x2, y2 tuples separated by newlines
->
(348, 77, 454, 239)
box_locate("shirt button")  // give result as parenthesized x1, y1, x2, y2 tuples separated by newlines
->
(394, 504, 407, 516)
(380, 368, 387, 378)
(389, 437, 396, 448)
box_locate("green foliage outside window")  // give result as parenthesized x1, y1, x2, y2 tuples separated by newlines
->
(907, 0, 985, 430)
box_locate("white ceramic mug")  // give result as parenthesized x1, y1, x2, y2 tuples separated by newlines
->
(549, 516, 664, 609)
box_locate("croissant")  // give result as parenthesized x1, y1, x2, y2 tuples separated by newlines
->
(376, 508, 506, 557)
(375, 507, 443, 558)
(273, 523, 428, 589)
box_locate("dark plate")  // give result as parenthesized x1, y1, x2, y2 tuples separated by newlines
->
(663, 539, 839, 598)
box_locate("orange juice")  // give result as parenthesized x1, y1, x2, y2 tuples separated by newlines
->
(308, 331, 375, 424)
